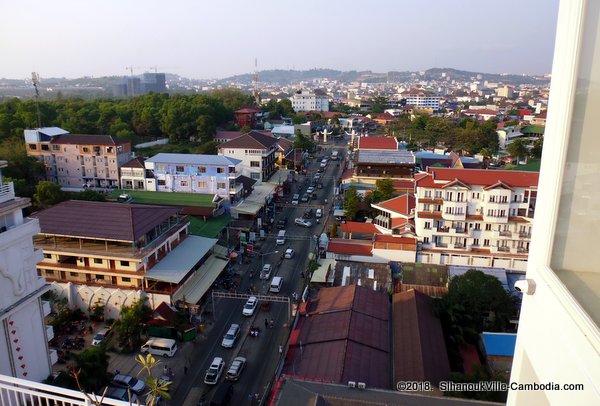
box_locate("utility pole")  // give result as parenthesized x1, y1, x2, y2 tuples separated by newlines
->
(31, 72, 42, 128)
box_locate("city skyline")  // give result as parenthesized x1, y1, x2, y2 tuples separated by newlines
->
(2, 0, 559, 80)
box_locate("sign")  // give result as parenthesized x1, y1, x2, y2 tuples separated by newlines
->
(247, 244, 254, 252)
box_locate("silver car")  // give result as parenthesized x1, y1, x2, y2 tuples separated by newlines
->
(221, 324, 240, 348)
(225, 357, 247, 381)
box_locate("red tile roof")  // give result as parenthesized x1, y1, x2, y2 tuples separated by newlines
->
(218, 130, 278, 149)
(340, 221, 381, 235)
(358, 136, 398, 150)
(391, 218, 412, 229)
(373, 235, 416, 245)
(215, 130, 241, 141)
(415, 167, 539, 189)
(393, 179, 415, 191)
(464, 109, 499, 116)
(327, 238, 372, 256)
(121, 156, 145, 168)
(374, 194, 415, 216)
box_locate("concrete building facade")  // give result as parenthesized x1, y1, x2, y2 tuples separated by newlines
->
(290, 89, 329, 112)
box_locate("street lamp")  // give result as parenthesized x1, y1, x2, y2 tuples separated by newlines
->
(260, 250, 279, 268)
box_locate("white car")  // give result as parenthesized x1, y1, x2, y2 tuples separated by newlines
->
(284, 248, 295, 259)
(225, 357, 247, 381)
(295, 218, 312, 227)
(242, 296, 258, 316)
(204, 357, 225, 385)
(221, 324, 240, 348)
(260, 264, 272, 280)
(306, 186, 315, 194)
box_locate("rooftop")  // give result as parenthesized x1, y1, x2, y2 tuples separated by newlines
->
(357, 136, 398, 150)
(110, 189, 217, 207)
(373, 194, 415, 216)
(356, 149, 415, 165)
(218, 130, 278, 149)
(416, 167, 539, 188)
(145, 153, 241, 166)
(50, 133, 128, 146)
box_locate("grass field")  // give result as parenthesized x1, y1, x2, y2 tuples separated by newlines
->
(110, 190, 215, 206)
(188, 215, 230, 238)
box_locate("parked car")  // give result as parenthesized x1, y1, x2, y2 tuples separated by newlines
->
(317, 183, 323, 189)
(112, 374, 146, 395)
(242, 296, 258, 316)
(225, 357, 247, 381)
(276, 218, 287, 229)
(291, 194, 300, 205)
(284, 248, 295, 259)
(204, 357, 225, 385)
(103, 386, 137, 403)
(221, 324, 240, 348)
(306, 186, 315, 194)
(295, 218, 312, 227)
(303, 208, 313, 219)
(316, 208, 323, 218)
(92, 327, 112, 346)
(301, 194, 309, 202)
(260, 264, 272, 280)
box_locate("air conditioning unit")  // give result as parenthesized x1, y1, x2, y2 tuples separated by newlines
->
(347, 381, 356, 388)
(357, 382, 366, 389)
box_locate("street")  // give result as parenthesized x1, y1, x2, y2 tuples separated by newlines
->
(168, 143, 346, 406)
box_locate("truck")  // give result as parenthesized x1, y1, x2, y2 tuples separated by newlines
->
(331, 150, 339, 160)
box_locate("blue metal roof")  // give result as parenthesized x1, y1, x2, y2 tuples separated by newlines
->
(481, 332, 517, 357)
(146, 153, 241, 166)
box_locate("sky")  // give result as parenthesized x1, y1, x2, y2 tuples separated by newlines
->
(2, 0, 560, 80)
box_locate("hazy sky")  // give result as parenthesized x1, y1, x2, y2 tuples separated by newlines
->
(2, 0, 559, 80)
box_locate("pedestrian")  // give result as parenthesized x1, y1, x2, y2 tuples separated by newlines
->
(270, 318, 274, 328)
(279, 345, 283, 354)
(163, 365, 168, 375)
(264, 318, 269, 328)
(114, 369, 120, 376)
(184, 365, 188, 375)
(168, 367, 174, 378)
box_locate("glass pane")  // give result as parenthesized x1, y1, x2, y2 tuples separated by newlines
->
(551, 2, 600, 326)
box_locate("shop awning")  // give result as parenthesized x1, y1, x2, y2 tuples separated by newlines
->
(172, 255, 229, 304)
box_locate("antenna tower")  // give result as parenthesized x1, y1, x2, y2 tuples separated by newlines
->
(253, 58, 260, 105)
(31, 72, 42, 128)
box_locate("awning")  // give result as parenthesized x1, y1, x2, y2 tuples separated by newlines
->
(334, 209, 345, 217)
(172, 255, 229, 304)
(230, 200, 263, 216)
(311, 258, 336, 283)
(144, 235, 217, 283)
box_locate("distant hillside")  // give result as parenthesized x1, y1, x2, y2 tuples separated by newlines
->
(216, 69, 391, 85)
(423, 68, 549, 85)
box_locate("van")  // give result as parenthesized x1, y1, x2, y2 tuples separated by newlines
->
(276, 230, 286, 245)
(92, 328, 112, 346)
(140, 338, 178, 358)
(269, 276, 283, 293)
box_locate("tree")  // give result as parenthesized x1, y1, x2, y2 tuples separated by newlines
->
(371, 178, 395, 203)
(369, 95, 388, 114)
(113, 297, 152, 352)
(506, 138, 528, 163)
(34, 181, 65, 209)
(293, 130, 314, 151)
(210, 88, 255, 111)
(73, 189, 106, 202)
(71, 345, 110, 392)
(343, 186, 361, 220)
(529, 137, 543, 159)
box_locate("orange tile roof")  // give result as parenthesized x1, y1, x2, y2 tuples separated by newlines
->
(375, 194, 415, 216)
(374, 234, 417, 244)
(391, 218, 414, 229)
(358, 136, 398, 150)
(393, 179, 415, 191)
(416, 167, 539, 189)
(327, 239, 373, 256)
(340, 221, 381, 234)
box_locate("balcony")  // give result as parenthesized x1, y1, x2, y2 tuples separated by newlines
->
(452, 243, 466, 249)
(493, 230, 513, 238)
(0, 374, 129, 405)
(49, 349, 58, 365)
(0, 181, 15, 204)
(46, 325, 54, 342)
(436, 226, 449, 233)
(497, 246, 510, 252)
(517, 247, 529, 253)
(519, 232, 532, 238)
(435, 242, 448, 248)
(42, 300, 51, 317)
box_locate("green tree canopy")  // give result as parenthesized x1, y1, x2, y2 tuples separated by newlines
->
(369, 95, 388, 114)
(529, 137, 543, 159)
(370, 178, 395, 203)
(113, 297, 152, 352)
(293, 130, 314, 151)
(343, 186, 361, 220)
(34, 181, 65, 209)
(506, 138, 528, 162)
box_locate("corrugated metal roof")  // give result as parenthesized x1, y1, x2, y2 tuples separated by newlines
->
(33, 200, 181, 242)
(36, 127, 70, 136)
(146, 153, 241, 166)
(356, 149, 415, 164)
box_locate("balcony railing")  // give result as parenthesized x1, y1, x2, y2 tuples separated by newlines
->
(497, 246, 510, 252)
(435, 242, 448, 248)
(499, 231, 512, 237)
(0, 374, 129, 405)
(517, 247, 529, 253)
(0, 181, 15, 204)
(46, 325, 54, 342)
(436, 227, 449, 233)
(519, 232, 532, 238)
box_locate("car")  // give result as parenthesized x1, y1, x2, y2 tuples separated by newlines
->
(112, 374, 146, 395)
(92, 327, 112, 346)
(294, 218, 312, 227)
(301, 194, 309, 202)
(221, 324, 240, 348)
(291, 194, 300, 204)
(104, 386, 138, 403)
(303, 208, 313, 219)
(317, 167, 324, 173)
(242, 296, 258, 316)
(306, 186, 315, 194)
(260, 264, 272, 280)
(225, 357, 247, 381)
(284, 248, 294, 259)
(314, 173, 321, 179)
(317, 183, 323, 189)
(277, 218, 287, 229)
(204, 357, 225, 385)
(316, 208, 323, 218)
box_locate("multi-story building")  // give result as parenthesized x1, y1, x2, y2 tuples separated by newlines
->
(352, 148, 415, 184)
(24, 127, 132, 189)
(0, 161, 53, 381)
(142, 153, 243, 203)
(399, 89, 440, 112)
(218, 131, 278, 182)
(119, 156, 147, 190)
(415, 167, 539, 272)
(32, 200, 229, 315)
(290, 89, 329, 112)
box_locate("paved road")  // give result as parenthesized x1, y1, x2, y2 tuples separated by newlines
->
(167, 143, 346, 406)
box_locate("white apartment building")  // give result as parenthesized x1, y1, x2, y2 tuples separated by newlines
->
(399, 89, 441, 111)
(290, 89, 329, 112)
(415, 167, 539, 272)
(508, 1, 600, 403)
(0, 161, 53, 382)
(217, 131, 278, 183)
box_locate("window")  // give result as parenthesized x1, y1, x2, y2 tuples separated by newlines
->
(423, 204, 431, 211)
(475, 223, 481, 230)
(95, 275, 104, 280)
(485, 224, 492, 231)
(424, 221, 431, 229)
(180, 180, 188, 187)
(120, 261, 129, 267)
(44, 253, 52, 259)
(70, 272, 78, 277)
(473, 238, 479, 246)
(472, 192, 480, 200)
(434, 190, 442, 199)
(483, 239, 490, 247)
(122, 277, 131, 283)
(217, 182, 226, 189)
(28, 144, 37, 150)
(198, 166, 206, 173)
(198, 181, 207, 188)
(217, 167, 225, 173)
(46, 269, 54, 275)
(176, 166, 184, 172)
(423, 237, 430, 244)
(52, 145, 60, 151)
(250, 172, 261, 180)
(93, 258, 103, 264)
(424, 190, 432, 198)
(158, 180, 166, 186)
(83, 147, 89, 152)
(250, 161, 260, 167)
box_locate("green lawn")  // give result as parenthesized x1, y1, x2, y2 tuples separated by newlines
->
(188, 215, 230, 238)
(504, 159, 541, 172)
(110, 190, 216, 206)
